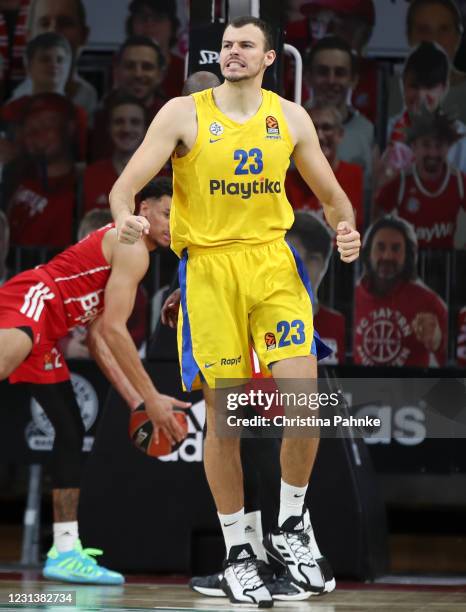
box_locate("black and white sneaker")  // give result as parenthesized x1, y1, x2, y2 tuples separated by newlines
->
(189, 572, 224, 597)
(263, 511, 326, 594)
(221, 543, 273, 608)
(301, 509, 336, 594)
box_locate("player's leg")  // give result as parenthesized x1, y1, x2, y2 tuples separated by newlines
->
(202, 384, 272, 606)
(190, 420, 278, 596)
(0, 328, 33, 380)
(249, 242, 334, 594)
(262, 355, 336, 595)
(29, 381, 124, 585)
(179, 250, 272, 606)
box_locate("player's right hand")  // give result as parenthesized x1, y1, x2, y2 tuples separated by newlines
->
(146, 394, 191, 445)
(116, 214, 150, 244)
(161, 288, 181, 328)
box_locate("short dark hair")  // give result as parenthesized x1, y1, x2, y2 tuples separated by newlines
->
(26, 32, 72, 63)
(407, 108, 461, 145)
(403, 41, 449, 88)
(139, 176, 173, 202)
(117, 35, 166, 71)
(287, 211, 333, 262)
(306, 35, 358, 76)
(78, 209, 112, 240)
(226, 16, 274, 52)
(107, 93, 147, 124)
(407, 0, 463, 40)
(126, 0, 180, 48)
(361, 216, 418, 283)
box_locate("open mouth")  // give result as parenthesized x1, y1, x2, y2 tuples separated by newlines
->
(226, 60, 246, 68)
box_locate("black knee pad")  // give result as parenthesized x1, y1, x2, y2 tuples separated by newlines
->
(28, 381, 85, 489)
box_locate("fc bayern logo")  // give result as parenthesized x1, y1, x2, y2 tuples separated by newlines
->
(209, 121, 224, 136)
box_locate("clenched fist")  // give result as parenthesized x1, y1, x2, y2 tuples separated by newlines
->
(336, 221, 361, 263)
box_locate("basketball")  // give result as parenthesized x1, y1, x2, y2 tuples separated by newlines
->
(129, 404, 188, 457)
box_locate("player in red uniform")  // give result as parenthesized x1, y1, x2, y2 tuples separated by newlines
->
(0, 177, 188, 583)
(376, 111, 465, 249)
(354, 216, 448, 367)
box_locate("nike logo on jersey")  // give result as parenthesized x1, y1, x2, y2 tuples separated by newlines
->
(209, 138, 223, 143)
(205, 362, 217, 368)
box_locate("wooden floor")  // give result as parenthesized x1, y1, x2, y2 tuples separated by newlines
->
(1, 574, 466, 611)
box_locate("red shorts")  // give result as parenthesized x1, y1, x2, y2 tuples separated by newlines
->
(0, 269, 70, 384)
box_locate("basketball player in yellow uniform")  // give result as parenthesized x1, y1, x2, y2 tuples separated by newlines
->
(110, 17, 360, 607)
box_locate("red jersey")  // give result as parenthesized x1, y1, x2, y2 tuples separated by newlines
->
(354, 278, 448, 367)
(286, 161, 364, 231)
(39, 223, 113, 330)
(1, 95, 88, 160)
(457, 306, 466, 367)
(83, 159, 118, 213)
(314, 305, 346, 364)
(376, 165, 466, 249)
(8, 173, 76, 248)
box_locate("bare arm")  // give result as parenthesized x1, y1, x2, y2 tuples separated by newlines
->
(101, 241, 190, 442)
(87, 317, 143, 410)
(283, 101, 360, 263)
(109, 97, 195, 244)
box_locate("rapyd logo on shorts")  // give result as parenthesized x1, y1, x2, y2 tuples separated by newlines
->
(210, 178, 281, 199)
(221, 355, 242, 366)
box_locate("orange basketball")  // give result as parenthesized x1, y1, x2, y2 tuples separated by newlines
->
(129, 404, 188, 457)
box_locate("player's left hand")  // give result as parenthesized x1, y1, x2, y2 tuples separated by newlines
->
(116, 213, 150, 244)
(336, 221, 361, 263)
(412, 313, 442, 352)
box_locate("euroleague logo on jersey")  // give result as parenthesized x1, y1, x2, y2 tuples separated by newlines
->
(265, 332, 277, 350)
(265, 115, 280, 139)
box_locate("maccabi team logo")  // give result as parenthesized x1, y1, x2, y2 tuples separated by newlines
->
(209, 121, 224, 136)
(266, 115, 279, 135)
(265, 332, 277, 350)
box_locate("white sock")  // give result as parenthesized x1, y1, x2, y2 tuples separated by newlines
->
(244, 510, 267, 562)
(278, 479, 308, 527)
(218, 508, 245, 556)
(53, 521, 79, 553)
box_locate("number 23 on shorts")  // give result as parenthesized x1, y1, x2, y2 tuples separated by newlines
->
(277, 320, 305, 347)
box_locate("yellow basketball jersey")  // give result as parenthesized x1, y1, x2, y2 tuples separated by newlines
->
(171, 88, 295, 257)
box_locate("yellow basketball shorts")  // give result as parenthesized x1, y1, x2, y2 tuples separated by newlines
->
(177, 238, 331, 390)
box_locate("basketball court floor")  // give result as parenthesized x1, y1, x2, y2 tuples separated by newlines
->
(1, 573, 466, 611)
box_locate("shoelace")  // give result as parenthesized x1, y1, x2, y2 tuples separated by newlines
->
(233, 559, 264, 590)
(79, 547, 103, 564)
(285, 531, 315, 564)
